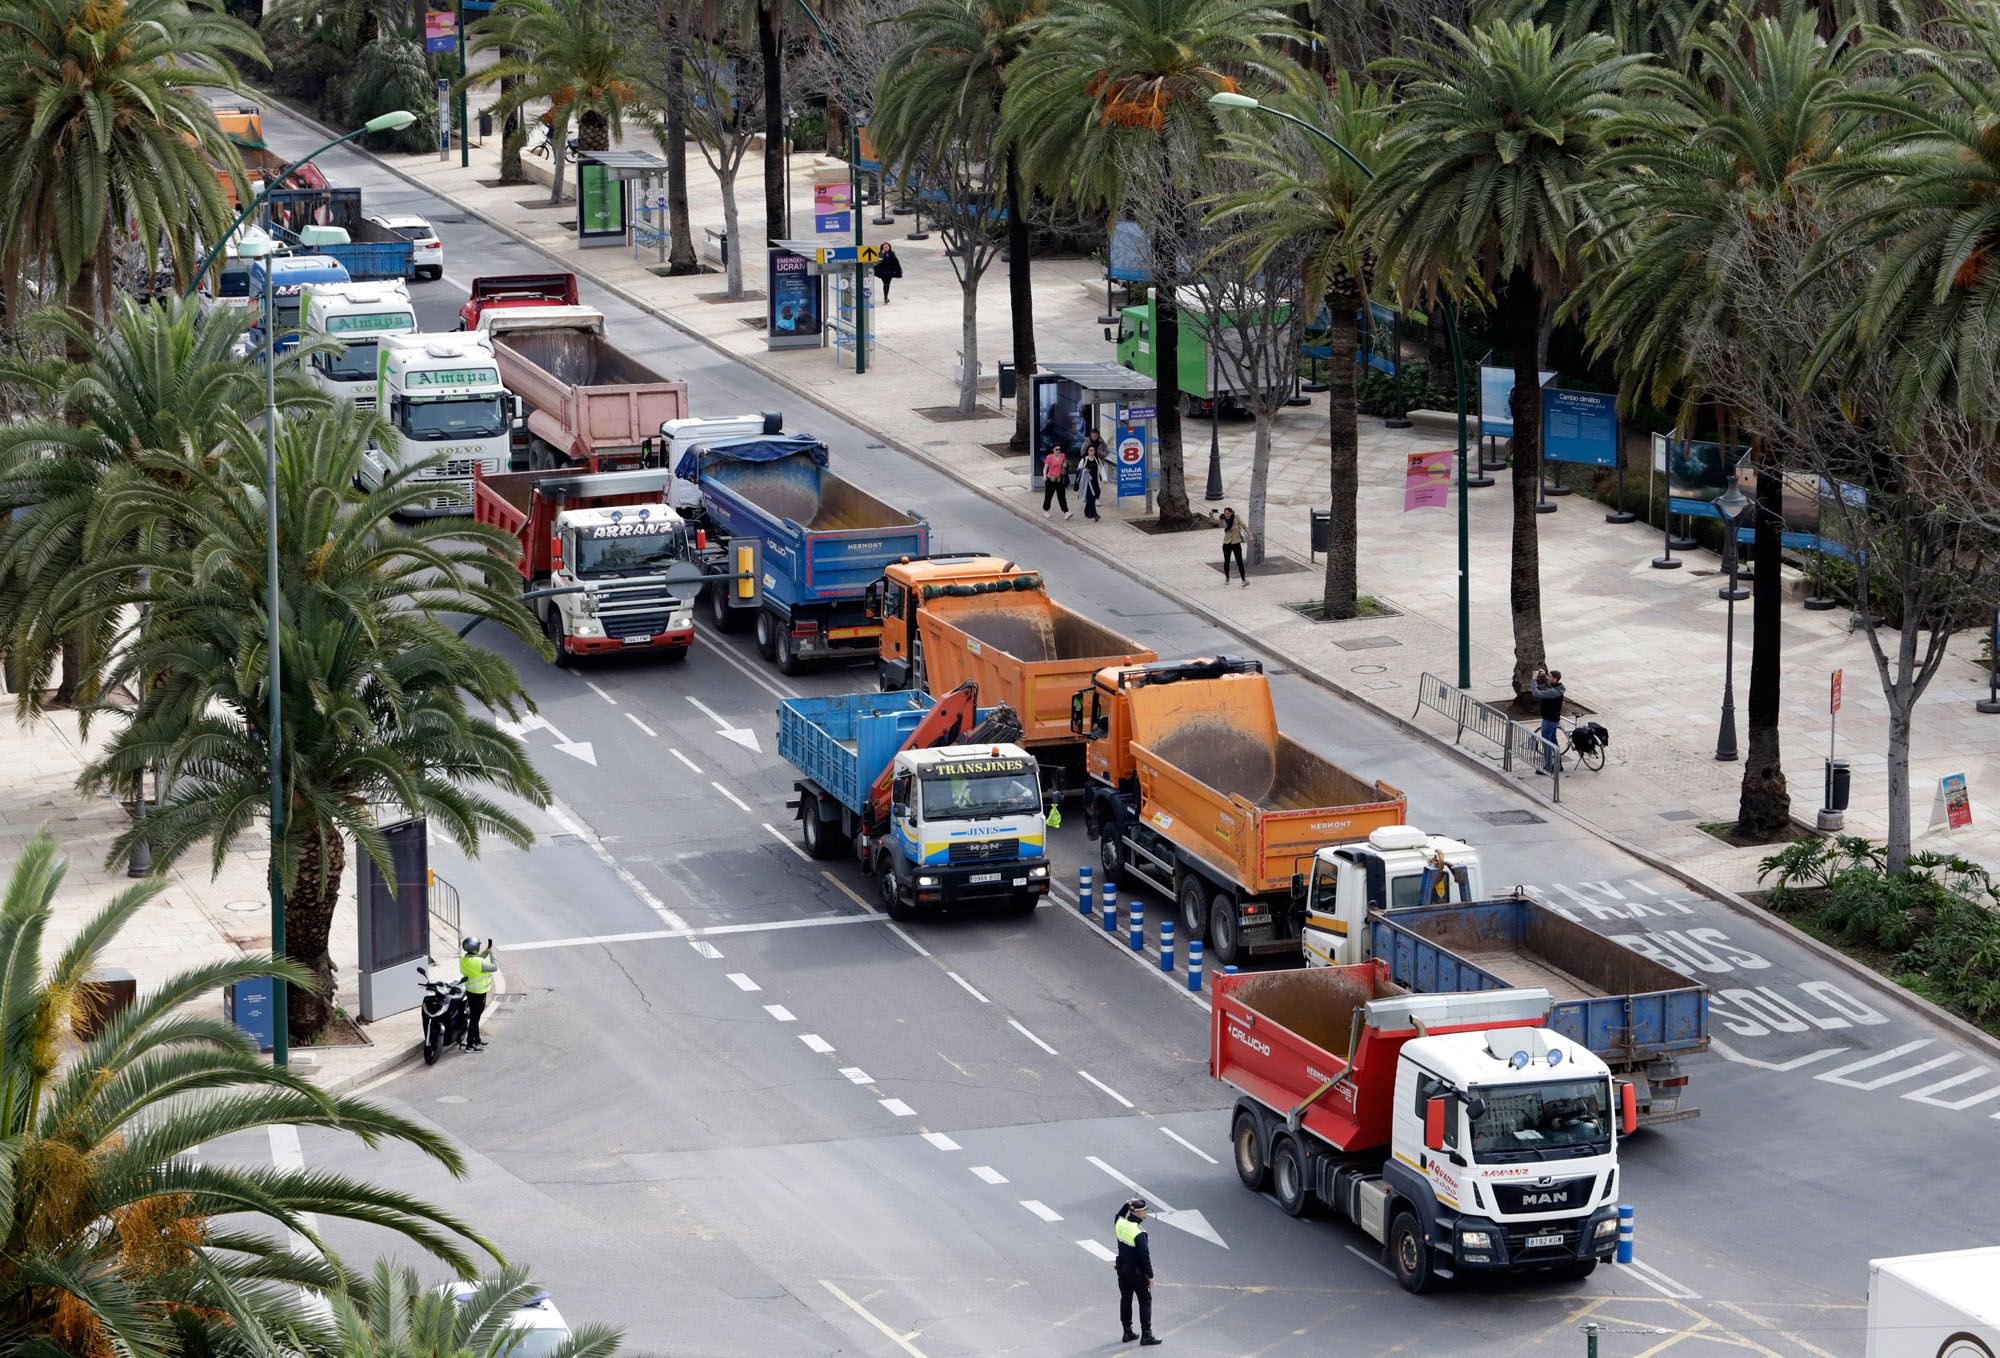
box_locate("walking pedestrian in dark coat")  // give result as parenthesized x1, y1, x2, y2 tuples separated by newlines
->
(1080, 439, 1105, 521)
(873, 243, 904, 302)
(1114, 1199, 1162, 1345)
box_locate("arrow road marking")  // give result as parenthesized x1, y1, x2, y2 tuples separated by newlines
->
(1086, 1155, 1228, 1249)
(494, 712, 595, 765)
(686, 695, 762, 753)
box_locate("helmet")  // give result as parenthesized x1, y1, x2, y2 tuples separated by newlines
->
(461, 936, 480, 953)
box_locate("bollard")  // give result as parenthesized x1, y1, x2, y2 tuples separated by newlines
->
(1078, 864, 1094, 918)
(1187, 940, 1203, 992)
(1129, 900, 1145, 952)
(1584, 1321, 1601, 1358)
(1616, 1204, 1634, 1263)
(1160, 919, 1175, 972)
(1102, 882, 1118, 933)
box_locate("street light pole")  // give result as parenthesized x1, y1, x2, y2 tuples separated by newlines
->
(1210, 92, 1472, 690)
(1713, 483, 1750, 763)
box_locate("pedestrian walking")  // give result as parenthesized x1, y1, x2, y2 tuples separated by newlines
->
(1530, 667, 1565, 775)
(1043, 445, 1072, 518)
(1219, 507, 1247, 586)
(458, 936, 497, 1051)
(873, 243, 904, 303)
(1113, 1198, 1162, 1345)
(1080, 439, 1105, 521)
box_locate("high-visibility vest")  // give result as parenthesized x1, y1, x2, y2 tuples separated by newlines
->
(1115, 1217, 1142, 1248)
(459, 952, 495, 995)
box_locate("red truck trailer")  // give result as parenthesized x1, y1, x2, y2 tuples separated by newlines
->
(457, 273, 580, 331)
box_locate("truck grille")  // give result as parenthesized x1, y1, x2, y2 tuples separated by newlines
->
(948, 839, 1019, 864)
(1490, 1177, 1594, 1215)
(600, 610, 672, 640)
(1503, 1223, 1581, 1259)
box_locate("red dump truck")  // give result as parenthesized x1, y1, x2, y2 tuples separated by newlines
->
(1075, 655, 1409, 964)
(868, 556, 1158, 748)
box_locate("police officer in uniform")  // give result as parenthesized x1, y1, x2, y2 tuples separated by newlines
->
(1114, 1198, 1162, 1345)
(459, 936, 497, 1051)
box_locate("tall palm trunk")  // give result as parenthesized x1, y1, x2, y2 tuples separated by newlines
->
(759, 0, 786, 242)
(1322, 280, 1360, 618)
(1007, 154, 1037, 452)
(662, 1, 699, 273)
(1150, 151, 1191, 528)
(1505, 268, 1548, 696)
(548, 112, 571, 204)
(499, 53, 525, 185)
(1738, 463, 1790, 836)
(51, 256, 102, 707)
(285, 820, 348, 1042)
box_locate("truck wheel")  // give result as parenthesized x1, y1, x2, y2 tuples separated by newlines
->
(801, 807, 839, 860)
(1177, 875, 1211, 945)
(1271, 1136, 1313, 1217)
(877, 853, 914, 921)
(1389, 1212, 1437, 1294)
(1099, 830, 1124, 882)
(1208, 892, 1241, 966)
(774, 624, 804, 677)
(706, 581, 745, 633)
(1232, 1109, 1268, 1192)
(877, 661, 904, 692)
(755, 609, 777, 660)
(542, 610, 576, 670)
(1560, 1259, 1598, 1282)
(660, 645, 689, 664)
(1009, 892, 1039, 915)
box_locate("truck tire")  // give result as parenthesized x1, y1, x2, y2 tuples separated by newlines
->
(707, 581, 746, 633)
(877, 661, 904, 692)
(1232, 1109, 1268, 1192)
(800, 806, 840, 860)
(877, 851, 915, 921)
(542, 609, 576, 669)
(774, 624, 804, 676)
(660, 644, 689, 664)
(1177, 875, 1211, 945)
(1099, 829, 1125, 882)
(755, 609, 777, 661)
(1389, 1212, 1437, 1294)
(1271, 1136, 1313, 1217)
(1208, 891, 1242, 966)
(1560, 1259, 1598, 1282)
(1009, 892, 1039, 915)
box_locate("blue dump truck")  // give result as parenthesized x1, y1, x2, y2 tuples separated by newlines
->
(246, 255, 351, 357)
(1302, 891, 1709, 1127)
(261, 186, 415, 281)
(779, 687, 1053, 919)
(670, 430, 929, 675)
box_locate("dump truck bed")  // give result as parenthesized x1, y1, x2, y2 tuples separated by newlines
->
(489, 326, 689, 469)
(472, 466, 680, 580)
(778, 691, 990, 815)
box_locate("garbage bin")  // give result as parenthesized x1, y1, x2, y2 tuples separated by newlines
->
(224, 977, 277, 1053)
(1824, 758, 1851, 812)
(997, 361, 1018, 400)
(479, 111, 493, 138)
(73, 967, 136, 1042)
(1309, 508, 1331, 561)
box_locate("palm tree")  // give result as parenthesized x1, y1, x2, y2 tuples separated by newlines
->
(464, 0, 647, 205)
(876, 0, 1043, 447)
(1211, 74, 1389, 619)
(0, 829, 497, 1356)
(1361, 20, 1638, 694)
(1588, 14, 1864, 837)
(303, 1261, 627, 1357)
(74, 407, 551, 1041)
(0, 0, 262, 329)
(1003, 0, 1305, 528)
(0, 297, 324, 711)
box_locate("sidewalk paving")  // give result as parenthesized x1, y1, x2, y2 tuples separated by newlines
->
(373, 119, 1999, 891)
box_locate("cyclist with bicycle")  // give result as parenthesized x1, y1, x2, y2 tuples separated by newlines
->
(1530, 668, 1565, 776)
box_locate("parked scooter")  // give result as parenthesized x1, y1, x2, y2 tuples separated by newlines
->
(416, 960, 469, 1066)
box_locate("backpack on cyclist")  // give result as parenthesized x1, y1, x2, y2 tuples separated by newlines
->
(1571, 721, 1609, 755)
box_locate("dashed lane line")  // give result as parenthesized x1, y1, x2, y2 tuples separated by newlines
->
(712, 781, 753, 813)
(585, 680, 618, 705)
(1020, 1200, 1063, 1223)
(726, 973, 761, 992)
(671, 748, 704, 774)
(1008, 1018, 1058, 1055)
(1160, 1127, 1218, 1164)
(691, 620, 797, 702)
(549, 799, 690, 933)
(921, 1131, 960, 1151)
(764, 1004, 796, 1022)
(1343, 1244, 1395, 1280)
(879, 1098, 917, 1117)
(1077, 1240, 1116, 1263)
(971, 1166, 1009, 1185)
(801, 1034, 835, 1054)
(624, 713, 657, 738)
(840, 1067, 873, 1084)
(764, 821, 812, 862)
(819, 870, 931, 957)
(690, 940, 723, 960)
(818, 1280, 928, 1358)
(947, 971, 989, 1004)
(1078, 1070, 1135, 1109)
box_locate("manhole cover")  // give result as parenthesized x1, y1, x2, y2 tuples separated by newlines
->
(225, 899, 262, 913)
(1350, 664, 1388, 675)
(436, 1094, 469, 1104)
(866, 443, 886, 449)
(1658, 809, 1701, 822)
(1476, 809, 1546, 826)
(431, 215, 469, 224)
(1334, 636, 1400, 651)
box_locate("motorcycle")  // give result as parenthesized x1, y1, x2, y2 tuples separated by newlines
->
(417, 960, 470, 1066)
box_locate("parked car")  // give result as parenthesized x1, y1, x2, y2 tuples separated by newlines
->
(368, 212, 444, 280)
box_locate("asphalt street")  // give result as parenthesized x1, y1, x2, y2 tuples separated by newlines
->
(229, 108, 1998, 1357)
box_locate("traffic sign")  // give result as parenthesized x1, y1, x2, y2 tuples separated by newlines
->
(1831, 668, 1842, 714)
(856, 245, 880, 264)
(816, 245, 858, 265)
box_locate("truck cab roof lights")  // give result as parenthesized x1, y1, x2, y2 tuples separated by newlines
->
(1369, 988, 1555, 1033)
(1486, 1025, 1569, 1065)
(1367, 825, 1434, 852)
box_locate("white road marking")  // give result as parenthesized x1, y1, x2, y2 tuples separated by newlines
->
(624, 712, 657, 738)
(1815, 1041, 1958, 1091)
(1343, 1244, 1395, 1280)
(726, 972, 761, 992)
(764, 1004, 796, 1022)
(690, 940, 722, 960)
(818, 1280, 928, 1358)
(764, 821, 812, 861)
(820, 870, 930, 956)
(1085, 1155, 1227, 1249)
(879, 1098, 917, 1117)
(267, 1125, 320, 1253)
(688, 694, 764, 752)
(947, 971, 989, 1004)
(671, 748, 704, 773)
(586, 680, 618, 705)
(507, 914, 882, 952)
(1048, 886, 1211, 1014)
(549, 799, 687, 931)
(971, 1166, 1009, 1185)
(1008, 1018, 1057, 1055)
(711, 781, 753, 813)
(1160, 1127, 1218, 1164)
(503, 712, 600, 766)
(921, 1131, 960, 1151)
(801, 1034, 835, 1054)
(1709, 1038, 1850, 1072)
(1903, 1064, 2000, 1111)
(1078, 1070, 1134, 1108)
(1020, 1200, 1063, 1223)
(692, 622, 797, 701)
(839, 1067, 873, 1084)
(1619, 1259, 1702, 1300)
(1077, 1239, 1117, 1263)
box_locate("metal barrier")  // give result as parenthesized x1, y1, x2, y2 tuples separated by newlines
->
(1413, 672, 1562, 802)
(429, 869, 461, 937)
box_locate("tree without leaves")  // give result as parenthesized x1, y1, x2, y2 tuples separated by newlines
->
(681, 3, 770, 299)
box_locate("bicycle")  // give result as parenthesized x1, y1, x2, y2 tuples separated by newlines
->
(526, 120, 579, 164)
(1559, 718, 1609, 772)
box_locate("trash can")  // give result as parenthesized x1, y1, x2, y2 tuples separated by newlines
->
(224, 976, 277, 1053)
(479, 111, 493, 138)
(997, 361, 1018, 400)
(1309, 508, 1331, 561)
(73, 967, 136, 1042)
(1824, 758, 1851, 812)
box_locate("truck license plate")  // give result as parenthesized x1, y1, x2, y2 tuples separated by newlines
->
(969, 872, 1001, 884)
(623, 636, 649, 645)
(1525, 1233, 1564, 1249)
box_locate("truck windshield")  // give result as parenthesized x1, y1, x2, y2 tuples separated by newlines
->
(574, 526, 688, 576)
(320, 340, 382, 382)
(399, 396, 508, 441)
(1469, 1078, 1612, 1162)
(920, 771, 1042, 821)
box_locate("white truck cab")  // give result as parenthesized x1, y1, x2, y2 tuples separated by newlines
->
(547, 500, 698, 659)
(1298, 826, 1483, 967)
(370, 332, 513, 515)
(299, 280, 415, 409)
(659, 412, 784, 511)
(883, 745, 1052, 909)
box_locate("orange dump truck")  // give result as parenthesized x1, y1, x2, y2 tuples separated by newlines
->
(868, 556, 1157, 747)
(1073, 655, 1407, 964)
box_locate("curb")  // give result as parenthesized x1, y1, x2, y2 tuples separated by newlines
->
(300, 971, 519, 1097)
(307, 110, 2000, 1067)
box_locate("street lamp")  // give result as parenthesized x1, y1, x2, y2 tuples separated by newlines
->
(1209, 91, 1473, 691)
(1713, 480, 1751, 762)
(183, 110, 417, 299)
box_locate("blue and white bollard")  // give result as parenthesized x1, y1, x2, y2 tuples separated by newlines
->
(1187, 940, 1204, 992)
(1130, 900, 1145, 951)
(1160, 919, 1175, 972)
(1616, 1204, 1634, 1263)
(1102, 882, 1118, 933)
(1078, 864, 1094, 918)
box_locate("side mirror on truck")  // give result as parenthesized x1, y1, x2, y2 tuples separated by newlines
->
(1423, 1097, 1449, 1152)
(1069, 690, 1086, 736)
(1619, 1080, 1638, 1136)
(864, 580, 882, 621)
